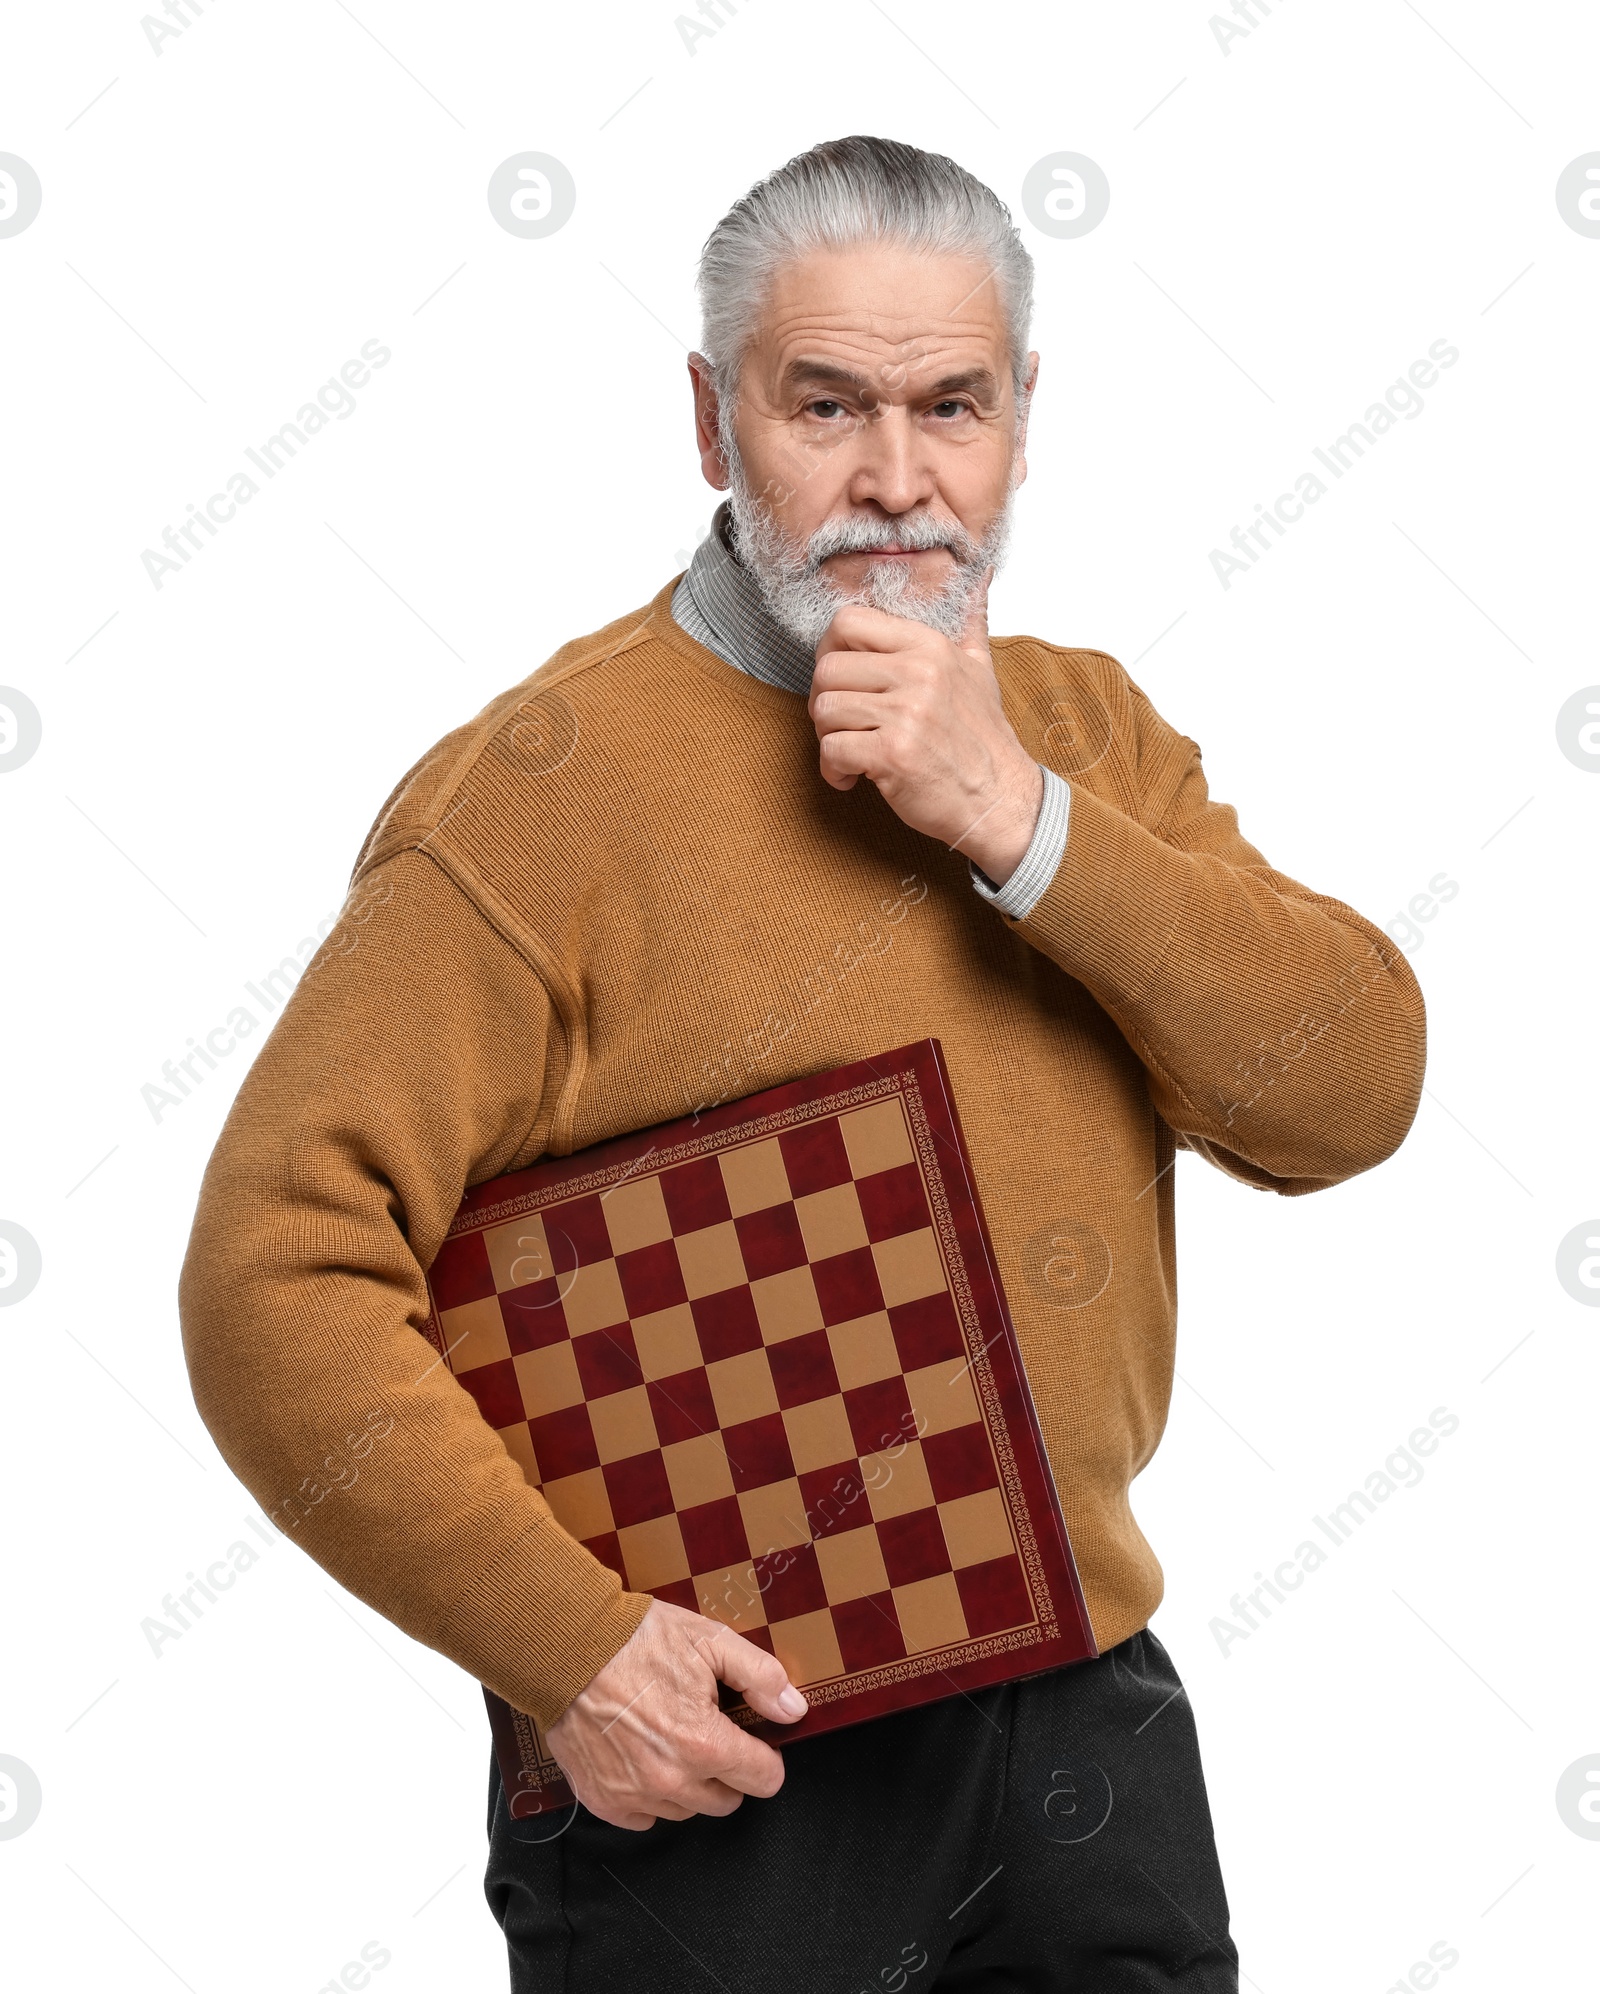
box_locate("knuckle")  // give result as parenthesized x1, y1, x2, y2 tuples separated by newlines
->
(681, 1710, 724, 1762)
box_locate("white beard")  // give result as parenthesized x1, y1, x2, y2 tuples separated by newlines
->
(723, 440, 1016, 649)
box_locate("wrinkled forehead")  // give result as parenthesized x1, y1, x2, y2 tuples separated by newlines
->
(744, 246, 1012, 401)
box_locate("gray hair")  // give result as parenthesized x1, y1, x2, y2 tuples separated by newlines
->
(696, 135, 1034, 412)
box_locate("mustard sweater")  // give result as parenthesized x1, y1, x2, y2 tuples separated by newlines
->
(178, 578, 1426, 1730)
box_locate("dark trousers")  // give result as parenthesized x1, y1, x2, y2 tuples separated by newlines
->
(485, 1628, 1239, 1992)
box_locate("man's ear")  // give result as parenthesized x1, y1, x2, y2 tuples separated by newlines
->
(688, 352, 730, 491)
(1010, 349, 1039, 488)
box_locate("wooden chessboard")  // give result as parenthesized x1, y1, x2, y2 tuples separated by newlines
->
(420, 1039, 1095, 1815)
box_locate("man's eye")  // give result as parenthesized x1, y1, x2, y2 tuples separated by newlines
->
(931, 400, 969, 418)
(807, 399, 846, 419)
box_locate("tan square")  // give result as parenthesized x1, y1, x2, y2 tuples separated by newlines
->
(903, 1356, 981, 1439)
(706, 1348, 779, 1426)
(892, 1572, 968, 1655)
(838, 1099, 915, 1178)
(793, 1182, 869, 1263)
(662, 1432, 735, 1510)
(825, 1311, 901, 1390)
(438, 1294, 510, 1374)
(871, 1229, 947, 1310)
(675, 1220, 747, 1300)
(863, 1439, 936, 1522)
(497, 1421, 538, 1486)
(588, 1384, 659, 1464)
(752, 1265, 823, 1344)
(939, 1487, 1015, 1570)
(601, 1176, 672, 1256)
(482, 1215, 558, 1293)
(694, 1562, 767, 1632)
(617, 1513, 690, 1591)
(815, 1524, 890, 1604)
(782, 1396, 857, 1476)
(767, 1606, 845, 1687)
(539, 1465, 613, 1541)
(558, 1257, 627, 1336)
(511, 1339, 584, 1416)
(737, 1478, 811, 1557)
(632, 1303, 704, 1381)
(718, 1138, 791, 1218)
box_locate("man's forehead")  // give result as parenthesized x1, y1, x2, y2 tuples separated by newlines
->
(749, 247, 1008, 384)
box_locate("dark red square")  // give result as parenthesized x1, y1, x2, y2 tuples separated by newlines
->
(616, 1238, 688, 1317)
(572, 1323, 642, 1400)
(797, 1461, 869, 1540)
(458, 1356, 525, 1430)
(954, 1554, 1033, 1637)
(498, 1284, 569, 1354)
(842, 1375, 915, 1458)
(755, 1540, 828, 1622)
(647, 1367, 717, 1446)
(888, 1290, 965, 1369)
(679, 1494, 749, 1573)
(854, 1162, 930, 1242)
(428, 1231, 494, 1311)
(877, 1508, 953, 1588)
(811, 1245, 884, 1326)
(922, 1423, 1000, 1503)
(540, 1194, 612, 1268)
(659, 1157, 732, 1234)
(766, 1330, 840, 1410)
(721, 1411, 794, 1492)
(580, 1531, 624, 1582)
(734, 1203, 807, 1281)
(690, 1285, 763, 1362)
(603, 1449, 675, 1528)
(655, 1576, 699, 1612)
(740, 1625, 775, 1656)
(528, 1403, 599, 1481)
(832, 1591, 906, 1671)
(778, 1118, 852, 1197)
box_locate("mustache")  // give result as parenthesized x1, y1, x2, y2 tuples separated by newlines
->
(802, 510, 985, 569)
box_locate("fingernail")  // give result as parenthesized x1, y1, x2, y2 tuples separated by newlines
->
(778, 1686, 807, 1718)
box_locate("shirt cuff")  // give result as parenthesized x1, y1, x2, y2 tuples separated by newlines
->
(968, 767, 1071, 920)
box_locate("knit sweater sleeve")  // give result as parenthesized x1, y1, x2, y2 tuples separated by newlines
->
(177, 846, 652, 1731)
(999, 671, 1427, 1194)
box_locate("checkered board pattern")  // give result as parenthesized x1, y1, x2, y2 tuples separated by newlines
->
(420, 1039, 1095, 1815)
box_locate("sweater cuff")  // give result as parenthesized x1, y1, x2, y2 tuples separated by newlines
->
(997, 777, 1184, 1003)
(436, 1510, 655, 1732)
(969, 767, 1071, 920)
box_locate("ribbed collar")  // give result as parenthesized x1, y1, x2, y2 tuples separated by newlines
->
(670, 500, 817, 698)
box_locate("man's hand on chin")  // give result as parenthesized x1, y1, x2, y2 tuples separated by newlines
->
(808, 571, 1044, 889)
(544, 1598, 808, 1830)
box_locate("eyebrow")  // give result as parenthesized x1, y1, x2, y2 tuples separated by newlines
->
(781, 357, 1002, 403)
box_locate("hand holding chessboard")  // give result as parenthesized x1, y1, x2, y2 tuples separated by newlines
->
(420, 1038, 1096, 1816)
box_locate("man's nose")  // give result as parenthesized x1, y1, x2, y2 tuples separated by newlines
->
(845, 403, 938, 516)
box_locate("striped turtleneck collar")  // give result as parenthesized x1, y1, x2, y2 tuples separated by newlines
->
(670, 500, 816, 697)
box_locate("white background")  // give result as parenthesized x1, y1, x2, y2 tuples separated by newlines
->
(2, 1, 1597, 1988)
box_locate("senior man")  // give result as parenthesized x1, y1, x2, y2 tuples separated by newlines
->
(181, 136, 1425, 1989)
